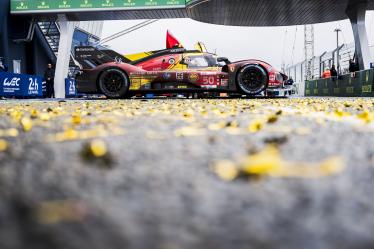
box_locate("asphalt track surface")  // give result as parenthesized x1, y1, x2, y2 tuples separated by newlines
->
(1, 97, 374, 249)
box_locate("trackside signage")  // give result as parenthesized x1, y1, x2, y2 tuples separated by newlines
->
(11, 0, 186, 13)
(0, 72, 43, 97)
(65, 78, 77, 97)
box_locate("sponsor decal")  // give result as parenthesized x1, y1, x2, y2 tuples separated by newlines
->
(176, 72, 184, 80)
(170, 48, 185, 53)
(3, 77, 20, 87)
(163, 73, 171, 80)
(28, 78, 39, 95)
(168, 58, 176, 65)
(200, 72, 216, 76)
(204, 85, 217, 89)
(75, 47, 94, 52)
(362, 85, 372, 93)
(229, 66, 236, 73)
(114, 56, 122, 63)
(188, 73, 199, 82)
(1, 73, 42, 97)
(68, 80, 76, 95)
(221, 79, 229, 86)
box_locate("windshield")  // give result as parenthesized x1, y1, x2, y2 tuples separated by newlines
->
(185, 54, 221, 68)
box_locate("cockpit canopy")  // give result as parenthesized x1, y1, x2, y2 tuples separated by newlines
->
(182, 53, 225, 68)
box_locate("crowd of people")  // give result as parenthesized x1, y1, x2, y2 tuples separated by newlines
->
(322, 59, 359, 79)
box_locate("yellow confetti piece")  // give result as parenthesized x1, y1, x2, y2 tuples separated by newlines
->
(0, 139, 8, 152)
(241, 146, 283, 175)
(35, 200, 88, 225)
(183, 110, 194, 119)
(47, 126, 125, 142)
(333, 108, 349, 118)
(10, 110, 22, 122)
(174, 126, 206, 137)
(248, 120, 264, 133)
(71, 113, 82, 125)
(39, 113, 50, 121)
(0, 128, 19, 137)
(357, 110, 373, 123)
(49, 128, 78, 142)
(267, 156, 345, 178)
(89, 139, 107, 157)
(213, 146, 345, 180)
(213, 160, 239, 181)
(7, 128, 19, 137)
(20, 117, 33, 132)
(208, 121, 226, 131)
(225, 127, 245, 135)
(30, 109, 39, 119)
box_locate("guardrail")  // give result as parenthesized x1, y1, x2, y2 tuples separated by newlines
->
(305, 69, 374, 97)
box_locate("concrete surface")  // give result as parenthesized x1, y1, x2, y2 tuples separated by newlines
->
(1, 97, 374, 249)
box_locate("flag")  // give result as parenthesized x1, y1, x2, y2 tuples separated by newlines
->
(166, 30, 183, 49)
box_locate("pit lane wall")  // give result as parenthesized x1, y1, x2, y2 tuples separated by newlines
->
(305, 69, 374, 97)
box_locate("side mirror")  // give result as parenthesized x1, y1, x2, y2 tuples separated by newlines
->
(217, 57, 230, 64)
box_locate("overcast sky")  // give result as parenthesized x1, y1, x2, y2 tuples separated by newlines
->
(101, 11, 374, 70)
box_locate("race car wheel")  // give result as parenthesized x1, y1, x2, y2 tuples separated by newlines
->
(98, 68, 129, 98)
(237, 64, 268, 95)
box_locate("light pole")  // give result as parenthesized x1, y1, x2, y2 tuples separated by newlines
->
(334, 28, 342, 73)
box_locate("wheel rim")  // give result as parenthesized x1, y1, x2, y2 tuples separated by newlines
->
(102, 71, 124, 94)
(240, 67, 266, 92)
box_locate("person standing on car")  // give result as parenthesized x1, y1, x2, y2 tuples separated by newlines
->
(44, 63, 55, 98)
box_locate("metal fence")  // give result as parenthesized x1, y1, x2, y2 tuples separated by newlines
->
(285, 43, 363, 82)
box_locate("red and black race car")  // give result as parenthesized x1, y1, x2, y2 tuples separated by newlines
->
(74, 31, 287, 98)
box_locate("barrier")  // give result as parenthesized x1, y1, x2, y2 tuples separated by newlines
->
(0, 72, 43, 98)
(305, 69, 374, 97)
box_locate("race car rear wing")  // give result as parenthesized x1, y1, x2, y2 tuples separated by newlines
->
(74, 45, 130, 70)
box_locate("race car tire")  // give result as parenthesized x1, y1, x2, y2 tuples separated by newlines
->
(236, 64, 268, 95)
(98, 68, 129, 99)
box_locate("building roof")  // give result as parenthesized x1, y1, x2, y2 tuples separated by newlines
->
(12, 0, 374, 26)
(187, 0, 374, 26)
